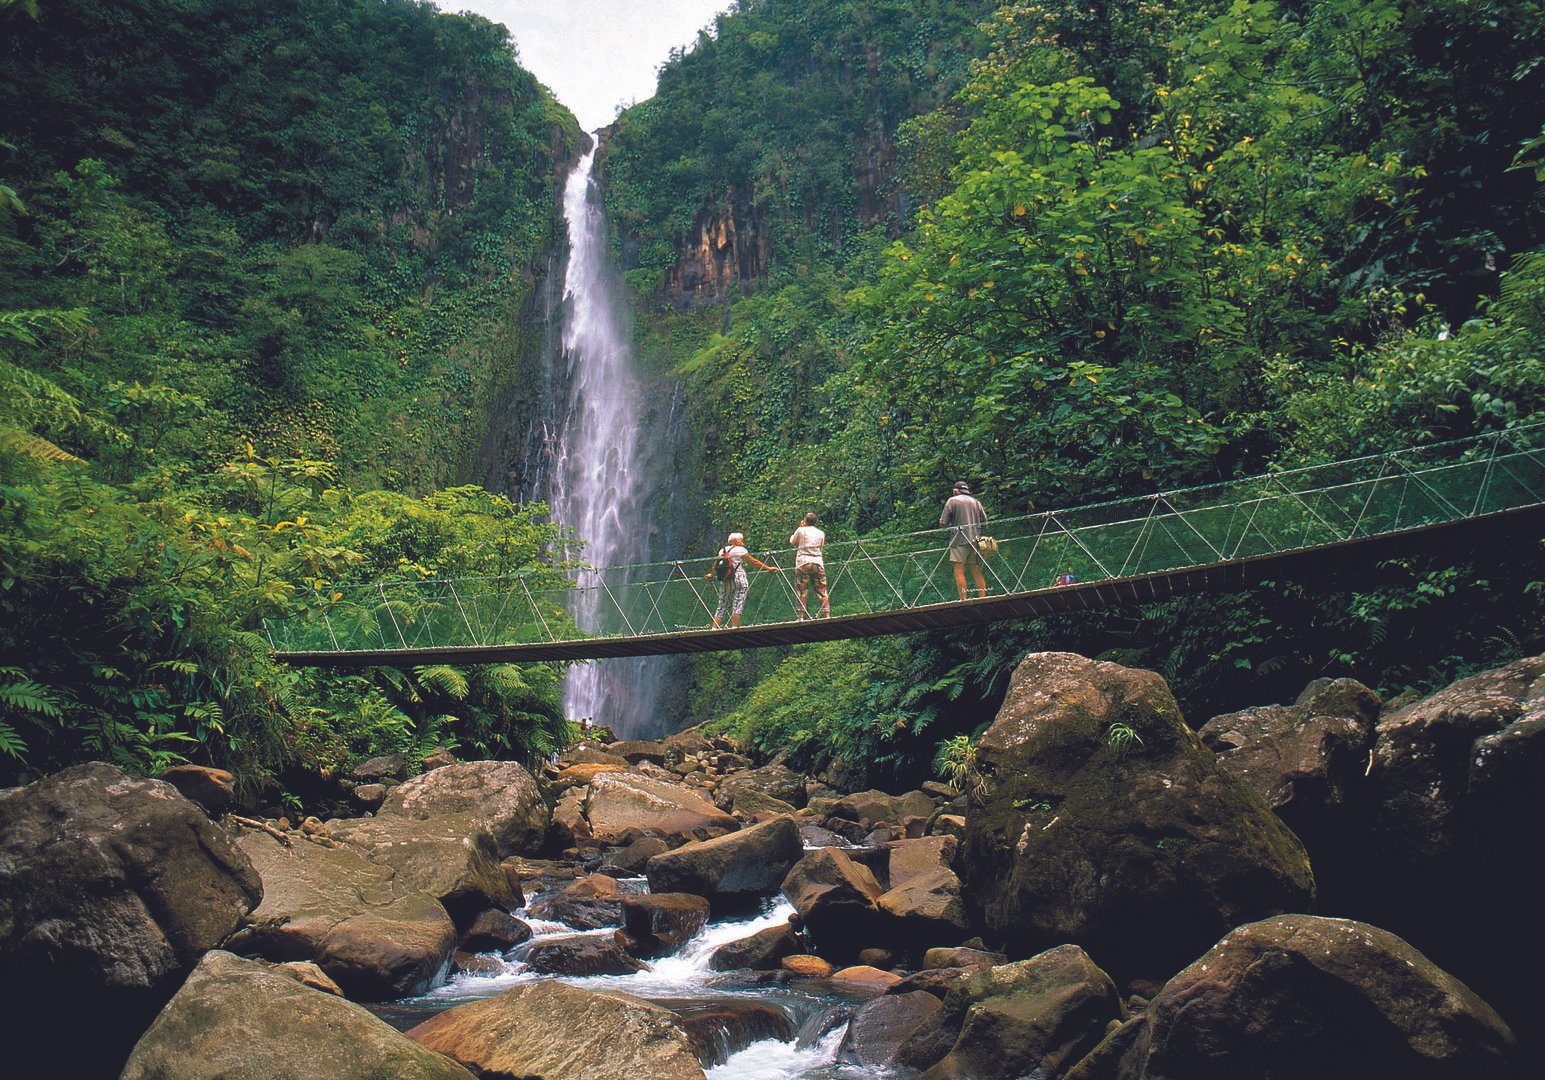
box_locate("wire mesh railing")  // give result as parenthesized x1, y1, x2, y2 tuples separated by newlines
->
(265, 423, 1545, 658)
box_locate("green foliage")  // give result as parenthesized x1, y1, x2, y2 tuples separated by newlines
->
(623, 0, 1543, 770)
(1105, 721, 1145, 758)
(933, 733, 986, 798)
(0, 0, 583, 789)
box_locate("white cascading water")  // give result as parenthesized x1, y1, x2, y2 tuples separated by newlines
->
(549, 146, 662, 730)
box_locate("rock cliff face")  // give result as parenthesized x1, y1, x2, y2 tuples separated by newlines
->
(662, 199, 770, 308)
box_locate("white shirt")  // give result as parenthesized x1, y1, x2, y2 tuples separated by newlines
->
(789, 525, 826, 567)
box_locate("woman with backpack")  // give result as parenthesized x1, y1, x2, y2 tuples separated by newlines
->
(707, 531, 778, 629)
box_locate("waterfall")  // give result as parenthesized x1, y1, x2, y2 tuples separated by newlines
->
(545, 146, 681, 736)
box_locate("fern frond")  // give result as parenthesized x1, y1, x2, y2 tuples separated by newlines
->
(0, 677, 62, 717)
(0, 426, 84, 463)
(0, 720, 28, 760)
(414, 664, 469, 699)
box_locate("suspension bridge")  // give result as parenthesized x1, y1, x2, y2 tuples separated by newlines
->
(266, 424, 1545, 667)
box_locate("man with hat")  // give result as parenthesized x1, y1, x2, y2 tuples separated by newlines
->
(940, 480, 989, 601)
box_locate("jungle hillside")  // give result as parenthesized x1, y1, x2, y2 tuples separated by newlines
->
(599, 0, 1545, 784)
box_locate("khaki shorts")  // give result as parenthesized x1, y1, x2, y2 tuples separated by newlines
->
(948, 544, 981, 564)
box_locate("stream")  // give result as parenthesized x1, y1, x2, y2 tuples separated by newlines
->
(369, 882, 892, 1079)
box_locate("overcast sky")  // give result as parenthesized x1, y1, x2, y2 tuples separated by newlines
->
(441, 1, 733, 131)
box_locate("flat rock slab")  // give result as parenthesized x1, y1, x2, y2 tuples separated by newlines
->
(121, 951, 474, 1080)
(228, 830, 454, 1000)
(586, 772, 738, 845)
(380, 760, 547, 857)
(408, 980, 707, 1079)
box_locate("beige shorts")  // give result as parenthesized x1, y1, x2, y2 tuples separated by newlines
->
(948, 544, 981, 564)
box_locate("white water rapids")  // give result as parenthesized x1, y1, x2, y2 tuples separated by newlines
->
(397, 889, 894, 1079)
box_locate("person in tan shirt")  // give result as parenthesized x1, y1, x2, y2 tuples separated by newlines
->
(789, 512, 830, 619)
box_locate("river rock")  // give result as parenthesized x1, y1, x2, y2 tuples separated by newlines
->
(327, 812, 518, 925)
(606, 832, 670, 875)
(914, 945, 1124, 1080)
(351, 753, 408, 781)
(1098, 915, 1517, 1079)
(563, 747, 629, 767)
(663, 998, 796, 1066)
(621, 892, 711, 958)
(121, 951, 474, 1080)
(646, 814, 802, 910)
(780, 846, 886, 961)
(833, 963, 904, 991)
(959, 652, 1314, 982)
(663, 728, 714, 763)
(408, 980, 705, 1079)
(552, 761, 628, 790)
(924, 946, 1004, 970)
(271, 959, 344, 995)
(709, 922, 803, 971)
(839, 991, 944, 1069)
(608, 739, 668, 764)
(459, 908, 531, 952)
(0, 762, 262, 1075)
(886, 835, 958, 889)
(526, 873, 626, 928)
(155, 763, 237, 813)
(378, 760, 547, 857)
(586, 771, 738, 846)
(226, 830, 455, 1000)
(782, 953, 835, 978)
(550, 785, 593, 849)
(715, 763, 808, 810)
(522, 931, 649, 975)
(828, 788, 935, 829)
(419, 747, 458, 771)
(729, 788, 799, 819)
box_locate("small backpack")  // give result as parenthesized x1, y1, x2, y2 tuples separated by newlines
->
(713, 549, 736, 581)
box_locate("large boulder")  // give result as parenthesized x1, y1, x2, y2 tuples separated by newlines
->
(959, 652, 1314, 982)
(408, 980, 706, 1079)
(645, 814, 803, 910)
(780, 847, 886, 962)
(585, 771, 738, 846)
(621, 892, 711, 958)
(886, 835, 959, 890)
(877, 864, 971, 949)
(120, 951, 474, 1080)
(327, 813, 518, 925)
(1095, 915, 1517, 1079)
(226, 830, 455, 1000)
(378, 760, 547, 857)
(914, 946, 1124, 1080)
(1201, 677, 1379, 905)
(1362, 653, 1545, 1022)
(0, 763, 262, 1076)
